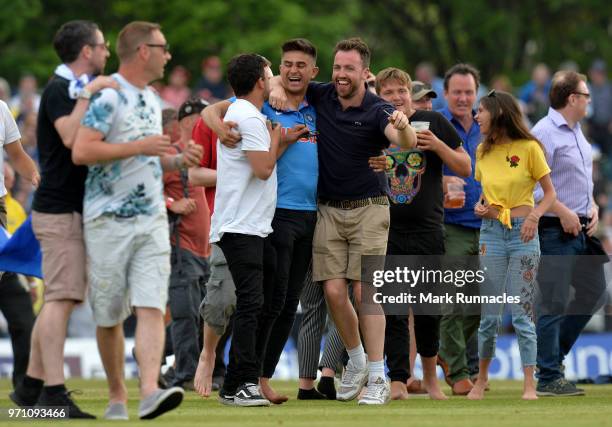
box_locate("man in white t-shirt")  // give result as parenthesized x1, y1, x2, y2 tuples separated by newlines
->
(0, 100, 40, 203)
(210, 53, 280, 407)
(0, 98, 39, 394)
(72, 21, 202, 420)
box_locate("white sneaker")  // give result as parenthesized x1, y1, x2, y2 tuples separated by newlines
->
(104, 402, 129, 420)
(336, 360, 368, 401)
(138, 387, 184, 419)
(358, 377, 390, 405)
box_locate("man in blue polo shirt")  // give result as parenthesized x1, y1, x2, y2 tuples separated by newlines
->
(437, 63, 483, 396)
(270, 37, 416, 405)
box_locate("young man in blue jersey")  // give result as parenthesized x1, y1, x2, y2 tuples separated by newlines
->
(201, 41, 319, 404)
(254, 39, 321, 403)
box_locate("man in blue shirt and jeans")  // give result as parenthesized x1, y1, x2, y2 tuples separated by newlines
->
(437, 63, 483, 396)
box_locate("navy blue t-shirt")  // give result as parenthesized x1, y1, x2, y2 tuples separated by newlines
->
(306, 82, 393, 201)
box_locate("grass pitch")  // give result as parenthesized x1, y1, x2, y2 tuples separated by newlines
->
(1, 379, 611, 427)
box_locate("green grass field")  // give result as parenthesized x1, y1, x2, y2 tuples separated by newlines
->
(1, 379, 611, 426)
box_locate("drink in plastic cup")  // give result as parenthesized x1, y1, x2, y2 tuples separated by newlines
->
(411, 121, 430, 132)
(446, 182, 465, 208)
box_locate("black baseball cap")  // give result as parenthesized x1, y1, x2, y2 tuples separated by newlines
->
(178, 97, 209, 121)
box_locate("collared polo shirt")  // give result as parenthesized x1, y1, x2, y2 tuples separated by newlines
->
(262, 101, 318, 211)
(439, 106, 482, 229)
(307, 82, 392, 201)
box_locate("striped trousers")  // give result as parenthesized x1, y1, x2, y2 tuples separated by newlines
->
(297, 265, 346, 378)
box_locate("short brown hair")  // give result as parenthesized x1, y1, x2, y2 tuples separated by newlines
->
(549, 70, 587, 109)
(444, 63, 480, 91)
(334, 37, 370, 68)
(375, 67, 411, 95)
(282, 38, 317, 61)
(116, 21, 161, 61)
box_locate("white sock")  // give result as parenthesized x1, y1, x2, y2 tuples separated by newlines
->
(368, 359, 385, 383)
(347, 344, 366, 370)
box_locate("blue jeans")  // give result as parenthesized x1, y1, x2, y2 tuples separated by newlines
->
(478, 218, 539, 367)
(536, 226, 607, 384)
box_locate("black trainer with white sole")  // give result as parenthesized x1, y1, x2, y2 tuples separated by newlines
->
(234, 383, 270, 407)
(218, 389, 236, 406)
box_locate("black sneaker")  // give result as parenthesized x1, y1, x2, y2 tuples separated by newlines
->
(218, 388, 236, 406)
(212, 375, 225, 391)
(159, 367, 175, 389)
(36, 389, 96, 419)
(9, 388, 40, 407)
(536, 378, 585, 397)
(317, 376, 337, 400)
(234, 383, 270, 407)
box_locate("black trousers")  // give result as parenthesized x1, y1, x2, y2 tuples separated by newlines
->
(384, 228, 444, 382)
(0, 272, 35, 388)
(218, 233, 274, 391)
(168, 245, 209, 385)
(256, 209, 316, 378)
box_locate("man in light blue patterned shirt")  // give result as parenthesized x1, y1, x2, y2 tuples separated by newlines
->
(73, 21, 201, 420)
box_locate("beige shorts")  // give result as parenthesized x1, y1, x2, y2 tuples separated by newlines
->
(312, 202, 390, 282)
(32, 211, 87, 302)
(84, 213, 171, 327)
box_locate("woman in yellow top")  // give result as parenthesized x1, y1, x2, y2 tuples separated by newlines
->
(468, 90, 556, 400)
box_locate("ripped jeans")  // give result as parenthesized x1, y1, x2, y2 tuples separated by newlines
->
(477, 218, 539, 367)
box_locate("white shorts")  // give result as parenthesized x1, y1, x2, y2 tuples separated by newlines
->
(84, 212, 171, 327)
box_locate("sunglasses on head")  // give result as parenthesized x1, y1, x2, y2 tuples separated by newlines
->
(412, 83, 432, 92)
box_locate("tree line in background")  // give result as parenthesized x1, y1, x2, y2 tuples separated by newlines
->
(1, 0, 610, 89)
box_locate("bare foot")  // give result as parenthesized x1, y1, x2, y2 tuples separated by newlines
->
(467, 383, 486, 400)
(357, 385, 368, 400)
(194, 350, 214, 397)
(522, 390, 538, 400)
(390, 381, 409, 400)
(260, 378, 289, 404)
(423, 377, 448, 400)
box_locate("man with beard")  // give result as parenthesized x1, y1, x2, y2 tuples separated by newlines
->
(270, 38, 416, 405)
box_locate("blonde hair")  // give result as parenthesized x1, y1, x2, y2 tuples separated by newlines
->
(375, 67, 412, 95)
(116, 21, 161, 61)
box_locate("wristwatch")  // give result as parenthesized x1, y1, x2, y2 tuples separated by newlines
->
(78, 88, 92, 100)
